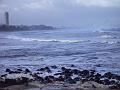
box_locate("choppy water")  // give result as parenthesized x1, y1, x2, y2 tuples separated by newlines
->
(0, 28, 120, 74)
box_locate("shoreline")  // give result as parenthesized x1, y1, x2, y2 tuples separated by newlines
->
(0, 65, 120, 90)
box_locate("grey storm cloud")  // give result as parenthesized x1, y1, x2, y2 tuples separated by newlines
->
(0, 0, 120, 27)
(0, 0, 120, 11)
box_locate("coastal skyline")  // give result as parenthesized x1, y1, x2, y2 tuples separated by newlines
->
(0, 0, 120, 27)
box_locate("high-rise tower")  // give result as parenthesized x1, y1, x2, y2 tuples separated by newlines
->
(5, 12, 9, 26)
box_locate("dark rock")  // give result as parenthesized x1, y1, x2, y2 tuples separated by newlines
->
(95, 64, 102, 67)
(63, 69, 73, 77)
(45, 67, 51, 73)
(88, 77, 94, 81)
(56, 76, 65, 81)
(80, 70, 89, 76)
(110, 80, 116, 85)
(0, 81, 5, 88)
(21, 77, 29, 83)
(32, 73, 44, 82)
(37, 77, 44, 83)
(61, 67, 66, 71)
(48, 76, 55, 80)
(6, 70, 20, 74)
(109, 85, 119, 89)
(17, 69, 23, 72)
(8, 71, 13, 74)
(114, 75, 120, 80)
(0, 88, 5, 90)
(74, 77, 81, 81)
(5, 69, 11, 73)
(72, 69, 80, 75)
(94, 77, 101, 84)
(1, 74, 7, 77)
(44, 76, 54, 83)
(90, 70, 96, 75)
(37, 67, 51, 73)
(95, 73, 101, 78)
(32, 73, 38, 77)
(4, 77, 29, 87)
(91, 57, 98, 59)
(37, 68, 44, 71)
(5, 79, 17, 86)
(54, 73, 63, 76)
(70, 64, 75, 67)
(0, 78, 5, 88)
(103, 72, 113, 79)
(102, 79, 110, 85)
(0, 77, 29, 87)
(13, 71, 21, 74)
(81, 78, 88, 83)
(66, 77, 76, 84)
(51, 65, 57, 69)
(25, 69, 31, 73)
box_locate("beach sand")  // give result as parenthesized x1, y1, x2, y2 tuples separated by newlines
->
(1, 81, 118, 90)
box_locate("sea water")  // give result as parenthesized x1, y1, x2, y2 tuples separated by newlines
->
(0, 28, 120, 74)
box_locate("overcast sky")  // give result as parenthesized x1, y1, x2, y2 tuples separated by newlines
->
(0, 0, 120, 27)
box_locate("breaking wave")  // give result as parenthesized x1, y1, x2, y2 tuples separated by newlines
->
(6, 35, 83, 43)
(100, 35, 112, 39)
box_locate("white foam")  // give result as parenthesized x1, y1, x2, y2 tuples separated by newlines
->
(100, 35, 112, 39)
(6, 74, 33, 79)
(102, 40, 119, 44)
(6, 35, 82, 43)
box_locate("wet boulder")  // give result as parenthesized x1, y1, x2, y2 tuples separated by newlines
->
(80, 70, 89, 76)
(56, 76, 65, 81)
(94, 73, 101, 80)
(103, 72, 113, 79)
(5, 78, 17, 86)
(90, 70, 96, 75)
(62, 68, 73, 77)
(66, 77, 76, 84)
(25, 69, 31, 73)
(6, 69, 21, 74)
(94, 77, 101, 84)
(37, 77, 44, 83)
(51, 65, 57, 69)
(81, 78, 89, 83)
(21, 77, 29, 83)
(37, 67, 51, 73)
(70, 64, 75, 67)
(17, 69, 23, 72)
(61, 67, 66, 71)
(1, 74, 7, 78)
(54, 72, 63, 76)
(6, 69, 11, 73)
(0, 78, 5, 88)
(45, 67, 52, 73)
(72, 69, 80, 75)
(109, 84, 120, 89)
(113, 74, 120, 80)
(74, 77, 81, 81)
(102, 79, 111, 85)
(109, 80, 116, 85)
(44, 76, 54, 83)
(32, 73, 39, 78)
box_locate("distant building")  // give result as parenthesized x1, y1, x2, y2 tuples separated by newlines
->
(5, 12, 9, 26)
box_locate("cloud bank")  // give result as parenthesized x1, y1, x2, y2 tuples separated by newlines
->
(0, 0, 120, 12)
(70, 0, 120, 7)
(0, 0, 120, 27)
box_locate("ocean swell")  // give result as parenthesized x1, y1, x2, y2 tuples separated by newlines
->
(6, 35, 83, 43)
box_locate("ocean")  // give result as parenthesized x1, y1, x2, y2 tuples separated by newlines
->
(0, 27, 120, 75)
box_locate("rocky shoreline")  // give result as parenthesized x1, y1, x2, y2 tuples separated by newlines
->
(0, 65, 120, 90)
